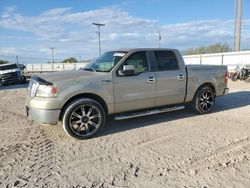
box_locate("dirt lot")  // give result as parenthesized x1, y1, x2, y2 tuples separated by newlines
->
(0, 81, 249, 188)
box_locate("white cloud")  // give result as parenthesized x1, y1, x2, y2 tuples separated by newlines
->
(0, 47, 18, 55)
(0, 6, 250, 61)
(41, 8, 71, 16)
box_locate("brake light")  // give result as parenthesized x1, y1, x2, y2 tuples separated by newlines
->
(224, 71, 229, 84)
(51, 86, 58, 95)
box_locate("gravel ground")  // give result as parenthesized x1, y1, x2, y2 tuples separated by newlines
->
(0, 81, 249, 188)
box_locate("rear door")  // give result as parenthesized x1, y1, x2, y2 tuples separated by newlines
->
(113, 51, 156, 113)
(153, 50, 186, 106)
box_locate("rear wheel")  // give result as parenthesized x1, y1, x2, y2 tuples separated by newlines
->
(191, 86, 215, 114)
(62, 98, 105, 139)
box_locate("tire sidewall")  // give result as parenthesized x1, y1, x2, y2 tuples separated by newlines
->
(193, 87, 215, 114)
(62, 98, 106, 139)
(20, 76, 26, 84)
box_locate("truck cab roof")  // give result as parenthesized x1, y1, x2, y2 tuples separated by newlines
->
(117, 48, 178, 52)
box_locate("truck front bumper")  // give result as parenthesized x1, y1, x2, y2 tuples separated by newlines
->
(26, 106, 60, 125)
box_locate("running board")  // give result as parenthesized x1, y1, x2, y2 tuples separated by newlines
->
(114, 106, 185, 121)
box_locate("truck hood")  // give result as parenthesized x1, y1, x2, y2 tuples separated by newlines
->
(0, 68, 20, 75)
(36, 70, 102, 83)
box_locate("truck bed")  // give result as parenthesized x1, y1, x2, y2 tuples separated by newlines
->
(185, 65, 228, 102)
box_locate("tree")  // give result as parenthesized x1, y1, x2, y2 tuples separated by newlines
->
(0, 60, 10, 64)
(62, 57, 77, 63)
(182, 43, 232, 55)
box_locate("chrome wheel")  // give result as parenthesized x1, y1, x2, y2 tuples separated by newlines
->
(198, 90, 214, 112)
(69, 105, 101, 137)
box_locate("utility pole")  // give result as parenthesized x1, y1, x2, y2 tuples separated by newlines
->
(234, 0, 237, 51)
(92, 23, 105, 56)
(16, 55, 19, 64)
(50, 47, 55, 63)
(234, 0, 242, 51)
(157, 31, 161, 48)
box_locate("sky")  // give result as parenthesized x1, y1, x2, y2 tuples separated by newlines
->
(0, 0, 250, 63)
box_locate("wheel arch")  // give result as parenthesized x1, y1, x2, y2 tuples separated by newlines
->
(193, 82, 216, 101)
(59, 93, 108, 121)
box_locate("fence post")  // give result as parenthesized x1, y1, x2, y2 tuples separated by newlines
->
(74, 63, 76, 70)
(200, 54, 202, 65)
(221, 54, 224, 65)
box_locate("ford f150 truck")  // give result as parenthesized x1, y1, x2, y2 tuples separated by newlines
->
(0, 63, 26, 85)
(26, 48, 229, 139)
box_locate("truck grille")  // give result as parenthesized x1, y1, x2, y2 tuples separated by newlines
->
(0, 72, 20, 84)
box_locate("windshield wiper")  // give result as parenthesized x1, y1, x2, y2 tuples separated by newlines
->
(95, 70, 109, 72)
(82, 68, 96, 72)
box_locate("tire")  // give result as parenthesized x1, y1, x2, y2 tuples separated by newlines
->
(231, 73, 238, 81)
(62, 98, 106, 139)
(191, 86, 215, 114)
(20, 76, 26, 84)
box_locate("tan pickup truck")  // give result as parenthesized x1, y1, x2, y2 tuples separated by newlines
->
(26, 48, 229, 139)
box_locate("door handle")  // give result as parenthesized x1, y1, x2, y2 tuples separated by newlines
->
(100, 80, 111, 83)
(147, 76, 155, 83)
(177, 74, 184, 81)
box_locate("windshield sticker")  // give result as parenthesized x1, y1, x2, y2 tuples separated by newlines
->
(113, 53, 126, 57)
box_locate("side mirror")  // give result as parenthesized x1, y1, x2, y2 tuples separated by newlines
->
(122, 65, 135, 76)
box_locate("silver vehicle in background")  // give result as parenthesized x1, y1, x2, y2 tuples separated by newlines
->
(0, 63, 26, 85)
(231, 65, 250, 81)
(26, 48, 229, 139)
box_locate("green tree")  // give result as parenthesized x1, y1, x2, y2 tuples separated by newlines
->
(62, 57, 78, 63)
(0, 60, 10, 64)
(182, 43, 232, 55)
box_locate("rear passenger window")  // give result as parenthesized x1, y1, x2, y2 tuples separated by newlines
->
(154, 51, 179, 71)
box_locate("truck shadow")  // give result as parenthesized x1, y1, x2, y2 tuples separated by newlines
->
(99, 91, 250, 137)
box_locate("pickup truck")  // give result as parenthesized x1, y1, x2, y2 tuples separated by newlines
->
(26, 48, 229, 139)
(0, 63, 26, 85)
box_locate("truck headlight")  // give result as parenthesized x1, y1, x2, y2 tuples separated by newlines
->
(36, 85, 58, 97)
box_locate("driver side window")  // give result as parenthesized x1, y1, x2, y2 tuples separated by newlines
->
(123, 52, 149, 74)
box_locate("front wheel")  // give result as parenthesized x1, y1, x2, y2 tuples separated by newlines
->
(62, 98, 106, 139)
(191, 86, 215, 114)
(20, 76, 26, 84)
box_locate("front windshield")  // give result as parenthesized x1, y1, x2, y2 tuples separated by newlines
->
(83, 51, 127, 72)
